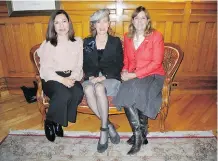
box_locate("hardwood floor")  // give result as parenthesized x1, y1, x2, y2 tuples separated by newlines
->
(0, 92, 217, 142)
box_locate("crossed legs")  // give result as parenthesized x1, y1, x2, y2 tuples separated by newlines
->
(84, 83, 109, 144)
(83, 82, 120, 152)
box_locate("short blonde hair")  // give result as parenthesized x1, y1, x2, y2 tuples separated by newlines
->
(90, 9, 110, 36)
(128, 6, 153, 38)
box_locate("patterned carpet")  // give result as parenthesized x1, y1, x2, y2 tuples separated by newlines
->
(0, 130, 217, 161)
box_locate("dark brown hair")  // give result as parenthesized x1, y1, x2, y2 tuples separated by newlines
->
(46, 10, 75, 46)
(128, 6, 153, 38)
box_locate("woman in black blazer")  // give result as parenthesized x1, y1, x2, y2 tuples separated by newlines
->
(83, 9, 123, 153)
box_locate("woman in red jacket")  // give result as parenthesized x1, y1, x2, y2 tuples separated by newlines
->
(113, 6, 165, 155)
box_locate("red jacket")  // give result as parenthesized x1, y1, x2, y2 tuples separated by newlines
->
(123, 30, 165, 78)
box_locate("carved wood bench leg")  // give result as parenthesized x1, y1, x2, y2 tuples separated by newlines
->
(159, 107, 166, 132)
(159, 112, 165, 132)
(159, 106, 168, 132)
(37, 100, 46, 126)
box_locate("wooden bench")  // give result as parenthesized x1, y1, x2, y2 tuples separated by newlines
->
(31, 36, 183, 131)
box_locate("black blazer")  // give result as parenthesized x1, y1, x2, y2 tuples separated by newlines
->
(83, 35, 123, 81)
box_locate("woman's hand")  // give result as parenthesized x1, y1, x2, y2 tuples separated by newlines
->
(89, 76, 106, 84)
(90, 77, 99, 84)
(61, 78, 75, 88)
(98, 76, 106, 82)
(121, 72, 136, 81)
(128, 73, 137, 80)
(89, 76, 95, 80)
(121, 71, 129, 81)
(89, 76, 98, 84)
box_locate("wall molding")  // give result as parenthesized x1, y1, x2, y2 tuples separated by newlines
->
(0, 77, 9, 97)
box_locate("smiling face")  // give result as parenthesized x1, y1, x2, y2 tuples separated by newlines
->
(132, 11, 148, 32)
(95, 16, 110, 35)
(54, 13, 70, 37)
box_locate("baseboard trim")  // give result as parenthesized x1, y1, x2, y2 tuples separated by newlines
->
(171, 89, 217, 94)
(0, 77, 9, 97)
(173, 75, 217, 90)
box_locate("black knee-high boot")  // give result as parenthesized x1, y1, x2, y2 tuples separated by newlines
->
(124, 106, 144, 155)
(127, 109, 148, 145)
(138, 110, 148, 144)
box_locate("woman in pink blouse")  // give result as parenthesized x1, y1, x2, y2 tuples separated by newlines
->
(37, 10, 84, 142)
(113, 6, 165, 155)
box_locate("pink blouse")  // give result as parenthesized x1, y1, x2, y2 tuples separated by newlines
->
(37, 37, 83, 82)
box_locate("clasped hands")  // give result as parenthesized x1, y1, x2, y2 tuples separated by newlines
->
(61, 71, 136, 87)
(61, 76, 106, 88)
(121, 70, 136, 81)
(89, 76, 106, 84)
(88, 72, 136, 83)
(61, 78, 75, 88)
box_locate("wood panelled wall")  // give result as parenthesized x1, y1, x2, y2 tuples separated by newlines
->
(0, 0, 216, 94)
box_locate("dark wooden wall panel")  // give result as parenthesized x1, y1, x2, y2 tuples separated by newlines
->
(0, 0, 216, 94)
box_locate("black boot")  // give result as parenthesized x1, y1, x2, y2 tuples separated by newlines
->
(53, 122, 64, 137)
(44, 119, 55, 142)
(127, 110, 148, 145)
(138, 110, 148, 144)
(124, 106, 144, 155)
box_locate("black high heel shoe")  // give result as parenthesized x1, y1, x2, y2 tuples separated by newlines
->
(127, 135, 148, 145)
(44, 119, 55, 142)
(53, 122, 64, 137)
(97, 127, 109, 153)
(108, 122, 120, 144)
(127, 130, 144, 155)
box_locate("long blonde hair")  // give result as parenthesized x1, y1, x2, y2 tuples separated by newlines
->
(128, 6, 153, 38)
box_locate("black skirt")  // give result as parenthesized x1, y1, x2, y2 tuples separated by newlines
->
(112, 74, 164, 119)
